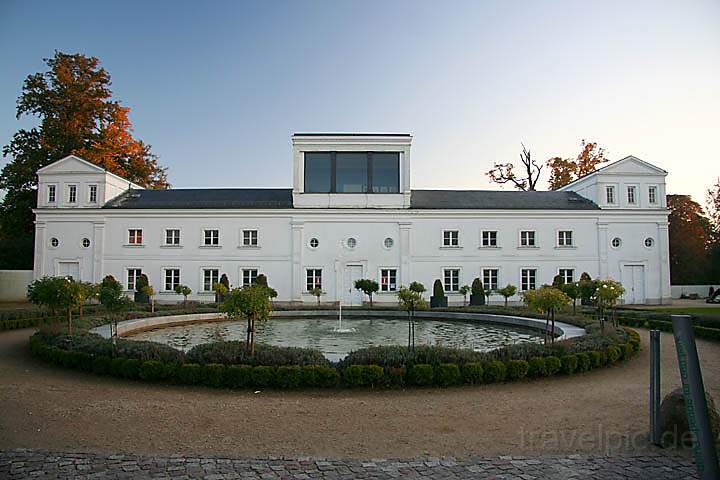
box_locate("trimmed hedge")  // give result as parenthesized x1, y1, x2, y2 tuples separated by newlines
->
(28, 325, 642, 390)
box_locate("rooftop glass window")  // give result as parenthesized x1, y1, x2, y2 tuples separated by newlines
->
(303, 152, 399, 193)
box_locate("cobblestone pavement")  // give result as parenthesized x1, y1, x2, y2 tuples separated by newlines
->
(0, 448, 698, 479)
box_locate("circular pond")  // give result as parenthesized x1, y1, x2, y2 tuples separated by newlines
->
(127, 316, 545, 362)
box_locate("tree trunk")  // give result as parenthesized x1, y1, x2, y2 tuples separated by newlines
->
(79, 303, 84, 321)
(246, 317, 252, 347)
(544, 312, 550, 344)
(67, 306, 73, 336)
(551, 310, 555, 343)
(408, 314, 412, 349)
(369, 295, 373, 307)
(250, 317, 256, 356)
(504, 297, 508, 308)
(572, 299, 576, 315)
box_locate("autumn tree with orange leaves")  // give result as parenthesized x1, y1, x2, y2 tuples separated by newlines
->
(667, 195, 714, 284)
(547, 140, 608, 190)
(0, 51, 168, 268)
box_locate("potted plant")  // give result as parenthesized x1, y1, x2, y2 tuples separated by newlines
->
(311, 287, 322, 305)
(459, 285, 471, 306)
(498, 284, 517, 307)
(430, 279, 447, 308)
(174, 284, 192, 309)
(470, 278, 485, 306)
(134, 274, 150, 304)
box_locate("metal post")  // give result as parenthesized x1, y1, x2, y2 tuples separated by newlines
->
(649, 330, 662, 446)
(671, 315, 720, 479)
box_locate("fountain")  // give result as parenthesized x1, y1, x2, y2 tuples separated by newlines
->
(332, 300, 356, 333)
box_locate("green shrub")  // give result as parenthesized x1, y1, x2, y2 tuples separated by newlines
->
(139, 360, 166, 381)
(461, 363, 484, 384)
(483, 361, 506, 383)
(110, 357, 126, 377)
(506, 359, 529, 380)
(527, 357, 548, 377)
(77, 352, 94, 372)
(251, 366, 275, 388)
(621, 343, 633, 360)
(224, 364, 252, 388)
(409, 364, 434, 386)
(576, 352, 591, 372)
(344, 365, 364, 387)
(121, 358, 141, 379)
(276, 366, 302, 389)
(163, 362, 180, 381)
(92, 355, 112, 375)
(203, 363, 225, 387)
(606, 346, 621, 364)
(299, 365, 318, 388)
(434, 363, 462, 387)
(314, 365, 340, 388)
(545, 356, 561, 376)
(362, 365, 384, 387)
(560, 355, 578, 375)
(385, 367, 406, 387)
(588, 351, 602, 369)
(178, 363, 203, 385)
(599, 350, 608, 366)
(187, 341, 327, 367)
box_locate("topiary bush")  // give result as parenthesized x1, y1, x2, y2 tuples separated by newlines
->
(251, 366, 275, 387)
(203, 363, 225, 387)
(588, 351, 602, 369)
(483, 360, 506, 383)
(527, 357, 548, 378)
(314, 365, 340, 388)
(606, 346, 621, 364)
(462, 363, 484, 384)
(435, 363, 462, 387)
(187, 341, 327, 367)
(178, 363, 203, 384)
(275, 366, 302, 389)
(385, 366, 406, 387)
(224, 364, 252, 388)
(545, 356, 561, 376)
(139, 360, 166, 381)
(560, 355, 578, 375)
(576, 352, 591, 372)
(121, 358, 141, 379)
(409, 364, 434, 386)
(506, 359, 529, 380)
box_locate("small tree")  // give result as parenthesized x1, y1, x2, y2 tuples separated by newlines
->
(221, 284, 272, 355)
(552, 274, 564, 288)
(76, 281, 98, 321)
(470, 277, 485, 306)
(561, 282, 580, 314)
(213, 281, 229, 304)
(578, 272, 595, 306)
(354, 279, 379, 306)
(99, 275, 130, 341)
(409, 282, 426, 294)
(594, 279, 625, 330)
(143, 285, 156, 313)
(483, 284, 492, 305)
(27, 276, 66, 315)
(135, 273, 150, 304)
(397, 285, 427, 352)
(174, 284, 192, 308)
(459, 285, 471, 306)
(498, 284, 517, 307)
(311, 287, 322, 305)
(523, 286, 570, 343)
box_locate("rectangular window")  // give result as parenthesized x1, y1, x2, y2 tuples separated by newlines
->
(558, 230, 573, 247)
(48, 185, 56, 203)
(443, 268, 460, 292)
(370, 153, 400, 193)
(203, 269, 219, 292)
(606, 185, 615, 204)
(128, 229, 143, 245)
(242, 269, 258, 287)
(648, 186, 657, 204)
(303, 152, 400, 194)
(68, 185, 77, 203)
(482, 268, 499, 291)
(306, 269, 322, 292)
(164, 268, 180, 291)
(204, 229, 219, 246)
(627, 186, 637, 205)
(481, 231, 498, 247)
(165, 229, 181, 246)
(89, 185, 98, 203)
(127, 268, 142, 290)
(559, 268, 574, 284)
(380, 268, 397, 292)
(521, 269, 536, 291)
(443, 230, 459, 247)
(242, 229, 258, 247)
(520, 231, 536, 247)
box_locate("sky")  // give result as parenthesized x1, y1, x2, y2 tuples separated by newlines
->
(1, 0, 719, 205)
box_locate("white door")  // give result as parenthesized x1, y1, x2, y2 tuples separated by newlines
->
(58, 261, 80, 280)
(622, 265, 646, 304)
(344, 265, 364, 306)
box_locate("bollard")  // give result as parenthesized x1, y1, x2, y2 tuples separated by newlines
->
(671, 315, 719, 479)
(649, 330, 661, 446)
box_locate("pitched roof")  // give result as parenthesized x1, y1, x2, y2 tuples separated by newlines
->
(557, 155, 667, 191)
(104, 188, 294, 209)
(103, 187, 599, 210)
(410, 190, 600, 210)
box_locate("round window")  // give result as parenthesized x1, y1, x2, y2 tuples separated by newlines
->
(384, 237, 394, 249)
(309, 238, 319, 249)
(611, 237, 622, 248)
(346, 237, 357, 249)
(50, 237, 59, 247)
(82, 238, 91, 248)
(644, 237, 655, 248)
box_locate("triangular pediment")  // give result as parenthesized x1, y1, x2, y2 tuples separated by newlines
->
(37, 155, 106, 175)
(597, 156, 667, 176)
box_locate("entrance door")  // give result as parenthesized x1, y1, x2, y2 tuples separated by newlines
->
(622, 265, 645, 304)
(344, 265, 364, 306)
(58, 261, 80, 280)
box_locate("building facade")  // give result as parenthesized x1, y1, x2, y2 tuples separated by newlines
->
(33, 133, 671, 305)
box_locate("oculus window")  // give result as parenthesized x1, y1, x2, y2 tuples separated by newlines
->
(303, 152, 399, 193)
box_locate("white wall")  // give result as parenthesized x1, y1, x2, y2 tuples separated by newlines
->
(0, 270, 33, 302)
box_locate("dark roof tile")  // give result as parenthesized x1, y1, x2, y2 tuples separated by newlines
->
(410, 190, 599, 210)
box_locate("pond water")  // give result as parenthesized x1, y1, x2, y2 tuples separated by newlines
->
(127, 316, 545, 362)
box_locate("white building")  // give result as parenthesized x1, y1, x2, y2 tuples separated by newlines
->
(32, 133, 671, 305)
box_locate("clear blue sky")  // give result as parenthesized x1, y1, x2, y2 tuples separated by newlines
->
(1, 0, 718, 204)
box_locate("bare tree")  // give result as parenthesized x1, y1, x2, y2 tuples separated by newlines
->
(487, 143, 543, 191)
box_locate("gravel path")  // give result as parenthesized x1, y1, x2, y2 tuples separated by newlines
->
(0, 327, 718, 461)
(0, 448, 698, 479)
